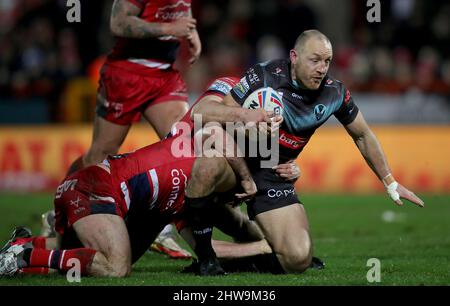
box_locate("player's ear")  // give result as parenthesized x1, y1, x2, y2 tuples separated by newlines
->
(289, 49, 298, 63)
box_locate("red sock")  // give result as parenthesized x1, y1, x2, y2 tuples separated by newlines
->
(32, 236, 46, 248)
(29, 248, 96, 275)
(12, 236, 46, 249)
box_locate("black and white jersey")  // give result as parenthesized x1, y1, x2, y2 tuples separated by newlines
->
(231, 59, 359, 163)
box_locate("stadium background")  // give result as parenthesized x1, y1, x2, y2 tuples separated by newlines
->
(0, 0, 449, 193)
(0, 0, 449, 285)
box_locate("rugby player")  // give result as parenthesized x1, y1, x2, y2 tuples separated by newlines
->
(0, 129, 258, 277)
(0, 77, 301, 277)
(192, 30, 425, 273)
(44, 0, 203, 258)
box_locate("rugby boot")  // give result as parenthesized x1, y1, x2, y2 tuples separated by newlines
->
(0, 244, 29, 276)
(198, 257, 225, 276)
(310, 256, 325, 270)
(150, 236, 192, 259)
(0, 226, 32, 254)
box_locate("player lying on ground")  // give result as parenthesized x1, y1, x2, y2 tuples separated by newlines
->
(0, 113, 301, 277)
(29, 76, 302, 276)
(191, 30, 425, 273)
(0, 124, 260, 277)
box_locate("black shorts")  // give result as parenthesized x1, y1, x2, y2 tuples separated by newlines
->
(125, 205, 172, 263)
(246, 168, 300, 220)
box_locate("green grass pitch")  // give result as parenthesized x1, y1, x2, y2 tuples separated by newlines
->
(0, 193, 448, 286)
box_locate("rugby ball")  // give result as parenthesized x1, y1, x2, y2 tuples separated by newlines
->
(241, 87, 284, 117)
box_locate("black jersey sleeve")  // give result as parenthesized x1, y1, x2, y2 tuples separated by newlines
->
(334, 86, 359, 125)
(230, 64, 265, 106)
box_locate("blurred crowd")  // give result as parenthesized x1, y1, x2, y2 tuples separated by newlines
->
(0, 0, 449, 122)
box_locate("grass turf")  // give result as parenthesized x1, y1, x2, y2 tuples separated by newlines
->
(0, 193, 448, 286)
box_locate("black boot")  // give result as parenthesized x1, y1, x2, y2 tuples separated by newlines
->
(185, 195, 225, 276)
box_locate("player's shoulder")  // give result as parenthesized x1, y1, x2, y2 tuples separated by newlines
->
(254, 59, 290, 75)
(247, 59, 290, 88)
(322, 75, 347, 95)
(321, 75, 355, 108)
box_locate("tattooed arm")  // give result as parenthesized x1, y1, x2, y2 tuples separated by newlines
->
(185, 9, 201, 64)
(110, 0, 197, 39)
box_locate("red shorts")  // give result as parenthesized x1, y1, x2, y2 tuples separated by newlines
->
(96, 63, 188, 125)
(54, 166, 125, 236)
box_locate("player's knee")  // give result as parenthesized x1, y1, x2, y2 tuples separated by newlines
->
(111, 265, 131, 278)
(214, 157, 229, 178)
(101, 242, 132, 277)
(287, 250, 312, 273)
(279, 242, 312, 273)
(107, 256, 131, 277)
(196, 157, 227, 181)
(274, 232, 312, 273)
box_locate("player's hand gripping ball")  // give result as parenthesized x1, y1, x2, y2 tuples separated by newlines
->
(242, 87, 284, 139)
(241, 87, 284, 117)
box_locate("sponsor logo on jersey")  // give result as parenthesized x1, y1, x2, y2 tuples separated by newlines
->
(155, 1, 190, 21)
(314, 104, 327, 121)
(325, 78, 337, 88)
(69, 196, 86, 215)
(69, 196, 81, 208)
(247, 68, 260, 85)
(267, 188, 295, 198)
(271, 67, 286, 77)
(233, 82, 249, 99)
(278, 131, 307, 149)
(55, 179, 78, 199)
(240, 77, 250, 91)
(291, 92, 303, 100)
(166, 169, 187, 209)
(208, 80, 233, 95)
(344, 88, 351, 105)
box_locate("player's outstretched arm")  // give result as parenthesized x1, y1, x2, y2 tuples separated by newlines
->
(195, 121, 256, 200)
(185, 9, 201, 64)
(191, 94, 272, 126)
(344, 112, 425, 207)
(110, 0, 196, 39)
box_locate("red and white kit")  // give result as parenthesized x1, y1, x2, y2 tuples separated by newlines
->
(97, 0, 191, 125)
(54, 135, 196, 236)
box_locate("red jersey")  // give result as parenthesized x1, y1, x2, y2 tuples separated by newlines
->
(54, 134, 196, 236)
(108, 135, 196, 217)
(107, 0, 192, 74)
(169, 76, 240, 137)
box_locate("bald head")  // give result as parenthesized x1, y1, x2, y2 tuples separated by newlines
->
(289, 30, 333, 90)
(294, 30, 331, 53)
